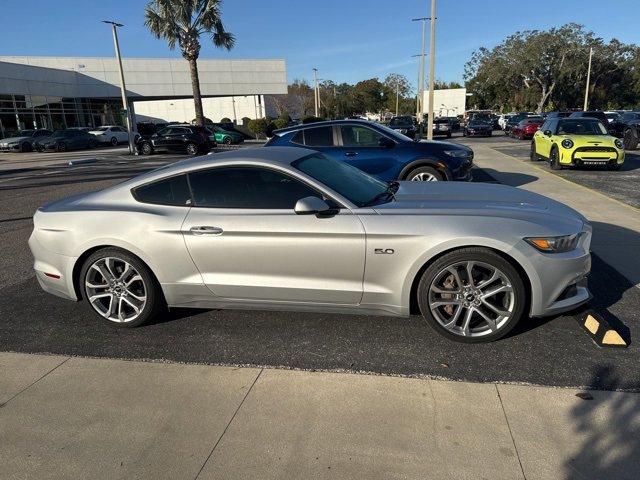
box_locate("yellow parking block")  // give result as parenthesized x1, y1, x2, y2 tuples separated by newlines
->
(577, 310, 628, 348)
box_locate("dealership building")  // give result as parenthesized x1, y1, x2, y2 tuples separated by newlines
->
(0, 56, 287, 138)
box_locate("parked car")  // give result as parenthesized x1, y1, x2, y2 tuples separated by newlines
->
(266, 119, 473, 182)
(0, 129, 52, 152)
(463, 120, 492, 137)
(604, 111, 621, 125)
(34, 129, 98, 152)
(388, 116, 417, 139)
(89, 125, 130, 146)
(432, 117, 452, 138)
(30, 146, 592, 342)
(208, 125, 244, 145)
(544, 111, 572, 119)
(510, 116, 544, 140)
(531, 117, 624, 170)
(446, 116, 461, 132)
(610, 111, 640, 150)
(497, 114, 515, 130)
(569, 110, 610, 128)
(137, 125, 213, 155)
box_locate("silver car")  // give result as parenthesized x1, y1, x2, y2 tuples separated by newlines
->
(29, 147, 592, 342)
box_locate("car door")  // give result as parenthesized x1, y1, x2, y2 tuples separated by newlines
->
(181, 166, 365, 304)
(153, 127, 173, 150)
(336, 124, 398, 178)
(536, 119, 557, 158)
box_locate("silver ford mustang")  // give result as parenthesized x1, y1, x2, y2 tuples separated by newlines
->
(29, 147, 592, 342)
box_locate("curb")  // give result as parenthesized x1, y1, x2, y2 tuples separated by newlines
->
(577, 310, 629, 348)
(68, 158, 98, 166)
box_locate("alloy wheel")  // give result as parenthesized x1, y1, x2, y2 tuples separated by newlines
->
(411, 172, 439, 182)
(186, 143, 198, 155)
(85, 257, 147, 323)
(427, 261, 515, 338)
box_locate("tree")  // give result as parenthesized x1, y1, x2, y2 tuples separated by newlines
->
(383, 74, 412, 114)
(464, 23, 640, 113)
(144, 0, 234, 127)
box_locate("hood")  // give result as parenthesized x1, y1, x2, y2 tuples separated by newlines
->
(557, 134, 617, 145)
(1, 136, 30, 143)
(373, 181, 585, 231)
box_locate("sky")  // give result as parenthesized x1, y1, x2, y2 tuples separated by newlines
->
(1, 0, 638, 91)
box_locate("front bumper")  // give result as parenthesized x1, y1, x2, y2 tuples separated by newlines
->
(0, 143, 20, 152)
(560, 147, 624, 166)
(523, 229, 593, 317)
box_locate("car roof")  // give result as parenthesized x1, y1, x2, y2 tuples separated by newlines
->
(273, 119, 374, 136)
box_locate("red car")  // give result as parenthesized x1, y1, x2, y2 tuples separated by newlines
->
(511, 117, 543, 140)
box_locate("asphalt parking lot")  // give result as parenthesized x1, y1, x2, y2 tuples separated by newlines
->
(455, 131, 640, 209)
(1, 142, 638, 392)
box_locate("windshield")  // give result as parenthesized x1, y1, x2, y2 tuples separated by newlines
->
(95, 127, 110, 131)
(557, 119, 608, 135)
(389, 117, 412, 127)
(19, 130, 36, 136)
(293, 154, 390, 207)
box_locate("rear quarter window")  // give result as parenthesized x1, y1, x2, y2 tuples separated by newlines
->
(133, 174, 192, 206)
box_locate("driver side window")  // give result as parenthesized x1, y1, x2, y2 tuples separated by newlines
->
(340, 125, 383, 147)
(188, 167, 324, 210)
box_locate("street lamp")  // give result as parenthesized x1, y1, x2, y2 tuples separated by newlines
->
(102, 20, 135, 155)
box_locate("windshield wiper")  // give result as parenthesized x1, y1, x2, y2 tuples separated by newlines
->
(363, 181, 398, 207)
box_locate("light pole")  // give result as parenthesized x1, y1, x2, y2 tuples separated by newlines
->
(395, 78, 400, 116)
(412, 17, 428, 137)
(584, 47, 593, 111)
(103, 20, 135, 155)
(313, 68, 319, 117)
(412, 54, 422, 120)
(426, 0, 437, 140)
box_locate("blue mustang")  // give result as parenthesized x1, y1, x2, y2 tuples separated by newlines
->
(265, 119, 473, 182)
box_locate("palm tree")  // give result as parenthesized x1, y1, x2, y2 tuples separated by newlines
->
(144, 0, 234, 126)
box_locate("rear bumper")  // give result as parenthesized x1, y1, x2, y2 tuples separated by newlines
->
(29, 233, 78, 301)
(0, 144, 21, 152)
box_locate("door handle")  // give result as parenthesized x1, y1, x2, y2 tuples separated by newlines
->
(190, 226, 223, 236)
(345, 151, 358, 157)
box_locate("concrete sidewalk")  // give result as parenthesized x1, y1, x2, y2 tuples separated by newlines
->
(471, 143, 640, 288)
(1, 352, 639, 480)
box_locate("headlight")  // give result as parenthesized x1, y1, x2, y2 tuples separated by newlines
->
(525, 233, 582, 253)
(561, 139, 574, 149)
(444, 149, 472, 158)
(614, 138, 624, 149)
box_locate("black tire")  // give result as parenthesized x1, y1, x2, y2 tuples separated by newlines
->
(21, 142, 32, 152)
(57, 142, 67, 152)
(549, 147, 562, 170)
(185, 142, 198, 155)
(140, 141, 153, 155)
(110, 137, 118, 146)
(416, 247, 526, 343)
(405, 165, 444, 182)
(529, 141, 539, 161)
(36, 144, 44, 152)
(446, 132, 452, 139)
(79, 247, 165, 328)
(623, 128, 638, 150)
(223, 136, 233, 145)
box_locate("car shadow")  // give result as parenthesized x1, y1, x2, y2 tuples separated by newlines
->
(563, 365, 640, 479)
(474, 167, 538, 187)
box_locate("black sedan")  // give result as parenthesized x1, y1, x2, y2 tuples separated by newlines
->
(137, 124, 214, 155)
(463, 120, 493, 137)
(387, 116, 417, 139)
(34, 129, 98, 152)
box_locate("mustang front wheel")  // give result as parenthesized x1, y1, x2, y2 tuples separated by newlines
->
(417, 248, 526, 342)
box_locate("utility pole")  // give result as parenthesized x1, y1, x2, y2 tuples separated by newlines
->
(412, 17, 428, 137)
(426, 0, 437, 140)
(412, 54, 422, 120)
(584, 47, 593, 111)
(395, 78, 400, 116)
(313, 68, 319, 117)
(103, 20, 135, 155)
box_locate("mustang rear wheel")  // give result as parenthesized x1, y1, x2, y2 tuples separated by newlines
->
(417, 248, 526, 343)
(79, 248, 165, 327)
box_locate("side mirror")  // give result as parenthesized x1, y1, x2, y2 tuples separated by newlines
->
(378, 137, 395, 148)
(544, 130, 552, 137)
(294, 196, 332, 216)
